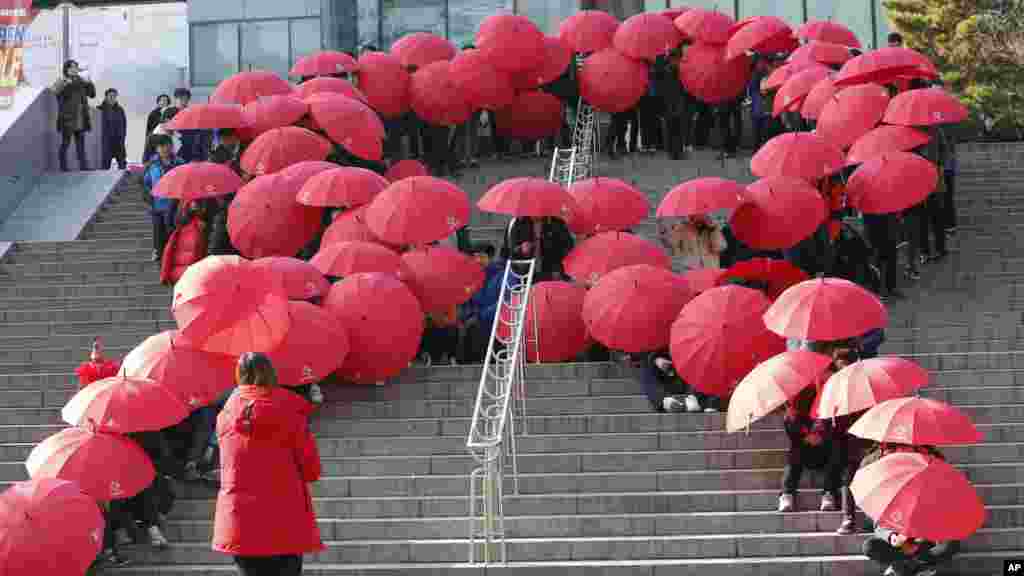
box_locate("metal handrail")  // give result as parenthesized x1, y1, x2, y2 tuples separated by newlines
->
(466, 258, 536, 565)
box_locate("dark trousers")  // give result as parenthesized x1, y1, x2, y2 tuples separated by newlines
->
(865, 214, 901, 294)
(152, 210, 175, 255)
(102, 140, 127, 170)
(382, 117, 404, 161)
(863, 537, 959, 573)
(233, 554, 303, 576)
(782, 439, 840, 497)
(458, 322, 488, 364)
(717, 100, 742, 154)
(752, 115, 778, 149)
(637, 95, 663, 150)
(918, 192, 947, 256)
(902, 206, 923, 271)
(943, 172, 957, 230)
(422, 125, 454, 176)
(606, 108, 639, 154)
(59, 130, 88, 171)
(665, 114, 691, 159)
(784, 223, 833, 277)
(423, 325, 458, 362)
(693, 102, 714, 147)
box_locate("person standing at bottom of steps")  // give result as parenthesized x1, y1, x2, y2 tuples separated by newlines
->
(143, 134, 185, 262)
(213, 353, 324, 576)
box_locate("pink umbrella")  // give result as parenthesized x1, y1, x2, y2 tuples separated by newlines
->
(613, 12, 683, 61)
(796, 20, 861, 48)
(725, 16, 795, 60)
(241, 94, 309, 138)
(291, 50, 358, 77)
(251, 257, 331, 302)
(679, 42, 752, 105)
(773, 64, 832, 116)
(409, 61, 473, 126)
(295, 76, 368, 104)
(449, 49, 516, 111)
(750, 132, 844, 182)
(579, 48, 649, 113)
(306, 93, 385, 161)
(476, 14, 547, 73)
(558, 10, 619, 54)
(657, 177, 745, 217)
(391, 32, 456, 69)
(883, 87, 970, 127)
(847, 125, 931, 165)
(356, 51, 411, 119)
(816, 83, 891, 149)
(799, 74, 838, 120)
(674, 9, 735, 45)
(567, 177, 649, 234)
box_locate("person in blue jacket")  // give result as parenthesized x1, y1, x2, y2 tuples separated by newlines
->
(143, 134, 186, 262)
(459, 244, 505, 363)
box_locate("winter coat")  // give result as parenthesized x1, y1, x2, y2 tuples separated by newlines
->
(160, 211, 208, 285)
(98, 102, 127, 149)
(54, 77, 96, 133)
(541, 59, 578, 104)
(209, 143, 243, 175)
(207, 199, 237, 256)
(75, 359, 120, 390)
(502, 217, 575, 280)
(655, 57, 685, 117)
(669, 221, 727, 270)
(212, 385, 324, 557)
(143, 157, 186, 214)
(464, 260, 506, 331)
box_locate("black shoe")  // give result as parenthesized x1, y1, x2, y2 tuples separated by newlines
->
(886, 289, 907, 300)
(930, 250, 949, 262)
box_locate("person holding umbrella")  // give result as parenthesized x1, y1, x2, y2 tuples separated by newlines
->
(143, 134, 186, 261)
(502, 216, 575, 282)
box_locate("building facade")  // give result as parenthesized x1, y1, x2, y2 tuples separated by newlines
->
(187, 0, 892, 99)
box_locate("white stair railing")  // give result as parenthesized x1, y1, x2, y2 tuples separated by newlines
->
(466, 258, 537, 565)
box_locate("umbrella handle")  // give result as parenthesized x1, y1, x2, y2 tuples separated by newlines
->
(745, 413, 752, 436)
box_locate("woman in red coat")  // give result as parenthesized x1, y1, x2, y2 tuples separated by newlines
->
(160, 201, 209, 285)
(212, 352, 323, 576)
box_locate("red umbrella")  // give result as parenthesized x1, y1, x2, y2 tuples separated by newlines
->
(251, 257, 331, 302)
(763, 277, 888, 341)
(172, 255, 291, 355)
(365, 176, 470, 245)
(397, 245, 485, 313)
(306, 93, 384, 161)
(385, 159, 430, 182)
(796, 20, 861, 48)
(851, 453, 985, 542)
(834, 47, 937, 88)
(773, 64, 832, 116)
(716, 257, 810, 299)
(494, 91, 564, 140)
(240, 94, 309, 138)
(290, 50, 358, 77)
(657, 177, 745, 217)
(61, 373, 191, 433)
(582, 264, 693, 354)
(850, 397, 983, 446)
(478, 177, 575, 219)
(356, 51, 411, 119)
(579, 49, 649, 113)
(725, 350, 833, 432)
(277, 160, 337, 189)
(450, 49, 516, 111)
(565, 231, 671, 284)
(536, 36, 573, 86)
(268, 301, 349, 386)
(816, 83, 891, 149)
(26, 428, 155, 502)
(165, 103, 245, 130)
(0, 479, 104, 576)
(297, 167, 388, 208)
(725, 16, 795, 60)
(324, 273, 424, 383)
(847, 125, 931, 165)
(799, 74, 838, 120)
(240, 126, 332, 177)
(296, 76, 368, 104)
(681, 267, 726, 294)
(311, 240, 402, 277)
(323, 206, 389, 246)
(814, 357, 930, 419)
(121, 330, 237, 408)
(559, 10, 619, 54)
(674, 9, 735, 45)
(210, 70, 294, 106)
(848, 152, 939, 214)
(228, 172, 324, 259)
(409, 61, 473, 126)
(679, 42, 752, 105)
(613, 12, 683, 61)
(661, 9, 688, 21)
(671, 285, 786, 397)
(789, 41, 855, 67)
(729, 177, 827, 250)
(510, 281, 590, 363)
(750, 132, 844, 182)
(477, 14, 547, 73)
(152, 162, 242, 202)
(762, 60, 817, 91)
(883, 87, 969, 126)
(391, 32, 456, 69)
(567, 177, 648, 234)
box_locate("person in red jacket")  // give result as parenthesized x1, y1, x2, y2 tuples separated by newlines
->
(75, 337, 120, 389)
(212, 352, 323, 576)
(160, 201, 209, 285)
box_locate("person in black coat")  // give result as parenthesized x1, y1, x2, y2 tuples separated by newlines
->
(657, 51, 692, 160)
(501, 216, 574, 282)
(144, 94, 171, 162)
(52, 59, 96, 171)
(206, 194, 237, 257)
(98, 88, 128, 170)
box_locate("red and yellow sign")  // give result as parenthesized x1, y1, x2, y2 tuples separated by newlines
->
(0, 0, 38, 109)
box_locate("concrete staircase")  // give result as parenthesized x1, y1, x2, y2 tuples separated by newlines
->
(0, 149, 1022, 575)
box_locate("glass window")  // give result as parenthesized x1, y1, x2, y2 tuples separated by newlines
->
(381, 0, 445, 49)
(875, 2, 891, 50)
(807, 0, 873, 49)
(290, 18, 322, 75)
(241, 19, 291, 79)
(191, 22, 239, 87)
(516, 0, 576, 35)
(645, 0, 669, 11)
(357, 0, 381, 50)
(449, 0, 513, 49)
(737, 0, 804, 24)
(672, 0, 736, 18)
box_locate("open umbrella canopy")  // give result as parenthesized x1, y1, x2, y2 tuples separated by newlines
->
(834, 47, 937, 88)
(725, 15, 795, 60)
(579, 48, 650, 113)
(847, 152, 939, 215)
(296, 76, 368, 104)
(165, 103, 246, 130)
(725, 350, 833, 432)
(789, 41, 855, 67)
(478, 177, 575, 219)
(750, 132, 844, 182)
(240, 126, 332, 177)
(366, 176, 470, 246)
(409, 61, 474, 127)
(397, 245, 486, 313)
(384, 159, 430, 183)
(476, 14, 547, 73)
(883, 87, 970, 127)
(26, 427, 155, 502)
(849, 397, 983, 446)
(681, 267, 727, 294)
(306, 93, 384, 161)
(61, 373, 191, 433)
(851, 452, 985, 542)
(679, 42, 752, 105)
(228, 172, 325, 259)
(297, 166, 389, 208)
(0, 479, 105, 576)
(773, 64, 832, 116)
(504, 281, 589, 363)
(762, 59, 817, 91)
(449, 49, 516, 111)
(311, 240, 402, 277)
(657, 177, 745, 217)
(799, 74, 838, 120)
(816, 83, 891, 149)
(324, 273, 424, 384)
(564, 231, 672, 285)
(796, 20, 861, 48)
(674, 8, 735, 45)
(813, 356, 930, 419)
(172, 255, 291, 355)
(355, 51, 412, 119)
(121, 330, 237, 409)
(210, 70, 294, 106)
(567, 177, 649, 234)
(494, 91, 565, 141)
(613, 12, 683, 61)
(391, 32, 456, 69)
(847, 125, 931, 165)
(323, 205, 390, 246)
(558, 10, 619, 54)
(251, 257, 331, 302)
(290, 50, 359, 77)
(728, 176, 827, 251)
(240, 94, 309, 139)
(671, 285, 786, 398)
(267, 301, 349, 386)
(152, 162, 242, 202)
(763, 277, 888, 341)
(536, 36, 574, 86)
(582, 264, 693, 354)
(716, 257, 810, 300)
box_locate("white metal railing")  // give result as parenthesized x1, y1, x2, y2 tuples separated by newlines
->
(466, 258, 537, 564)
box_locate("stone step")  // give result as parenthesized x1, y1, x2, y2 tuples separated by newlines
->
(5, 246, 155, 263)
(0, 306, 171, 324)
(0, 318, 175, 340)
(0, 269, 161, 285)
(0, 330, 158, 353)
(10, 237, 154, 253)
(0, 281, 168, 299)
(0, 293, 170, 312)
(0, 257, 155, 277)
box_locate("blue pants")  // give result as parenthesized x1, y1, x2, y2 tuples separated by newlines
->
(151, 209, 176, 255)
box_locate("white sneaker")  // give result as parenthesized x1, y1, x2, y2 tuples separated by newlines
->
(820, 493, 839, 512)
(778, 493, 795, 512)
(148, 525, 168, 548)
(663, 397, 687, 413)
(309, 384, 324, 404)
(683, 395, 702, 413)
(914, 569, 937, 576)
(883, 567, 897, 576)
